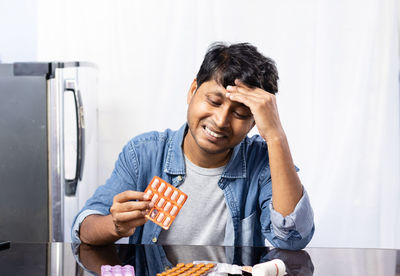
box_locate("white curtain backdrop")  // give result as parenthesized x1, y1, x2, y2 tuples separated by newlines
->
(36, 0, 399, 249)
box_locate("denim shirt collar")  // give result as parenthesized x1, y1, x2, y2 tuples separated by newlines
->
(164, 123, 246, 179)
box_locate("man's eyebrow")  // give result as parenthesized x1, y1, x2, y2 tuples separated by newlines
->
(207, 90, 225, 97)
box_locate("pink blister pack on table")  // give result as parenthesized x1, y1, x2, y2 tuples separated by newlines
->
(144, 176, 188, 230)
(101, 265, 135, 276)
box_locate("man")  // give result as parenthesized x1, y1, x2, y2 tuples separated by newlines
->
(72, 42, 314, 251)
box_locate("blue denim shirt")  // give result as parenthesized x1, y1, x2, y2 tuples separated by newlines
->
(72, 124, 314, 250)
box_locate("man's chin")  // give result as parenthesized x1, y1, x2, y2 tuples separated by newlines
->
(198, 143, 231, 155)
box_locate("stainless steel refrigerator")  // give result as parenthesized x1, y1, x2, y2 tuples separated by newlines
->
(0, 62, 98, 243)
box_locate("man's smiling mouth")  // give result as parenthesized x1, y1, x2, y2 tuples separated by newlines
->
(204, 126, 225, 138)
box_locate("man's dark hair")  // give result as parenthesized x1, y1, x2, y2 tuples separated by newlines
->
(196, 42, 279, 94)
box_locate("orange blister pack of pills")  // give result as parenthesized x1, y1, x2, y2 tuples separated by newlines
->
(157, 262, 216, 276)
(144, 176, 188, 230)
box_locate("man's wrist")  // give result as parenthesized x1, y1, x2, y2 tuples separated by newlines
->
(80, 214, 122, 245)
(264, 132, 287, 145)
(106, 215, 125, 240)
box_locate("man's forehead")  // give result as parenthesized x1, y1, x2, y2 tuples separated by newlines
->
(200, 80, 226, 90)
(203, 88, 249, 109)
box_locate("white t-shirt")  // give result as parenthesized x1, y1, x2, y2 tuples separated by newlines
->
(157, 156, 228, 263)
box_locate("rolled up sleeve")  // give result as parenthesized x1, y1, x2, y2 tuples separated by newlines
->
(71, 209, 106, 243)
(269, 189, 314, 242)
(259, 164, 315, 250)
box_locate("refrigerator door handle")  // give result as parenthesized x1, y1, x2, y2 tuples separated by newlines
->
(64, 79, 85, 196)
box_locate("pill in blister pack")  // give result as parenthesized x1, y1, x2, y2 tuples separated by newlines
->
(157, 262, 216, 276)
(144, 176, 188, 230)
(101, 265, 135, 276)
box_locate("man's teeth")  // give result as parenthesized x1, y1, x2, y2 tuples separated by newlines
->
(205, 127, 223, 138)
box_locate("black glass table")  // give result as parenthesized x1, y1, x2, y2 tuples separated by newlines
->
(0, 242, 399, 275)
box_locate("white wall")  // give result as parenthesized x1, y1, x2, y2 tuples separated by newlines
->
(3, 0, 399, 249)
(0, 0, 37, 62)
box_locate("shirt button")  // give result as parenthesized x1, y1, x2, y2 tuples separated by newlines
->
(152, 237, 157, 243)
(177, 175, 182, 181)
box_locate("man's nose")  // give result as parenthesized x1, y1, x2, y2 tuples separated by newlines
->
(213, 106, 230, 128)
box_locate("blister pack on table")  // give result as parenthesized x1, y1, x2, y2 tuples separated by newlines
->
(144, 176, 188, 230)
(101, 265, 135, 276)
(157, 262, 215, 276)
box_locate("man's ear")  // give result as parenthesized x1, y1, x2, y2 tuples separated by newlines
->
(187, 79, 197, 104)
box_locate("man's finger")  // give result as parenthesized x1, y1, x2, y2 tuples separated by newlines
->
(229, 84, 267, 99)
(130, 217, 148, 228)
(234, 79, 274, 97)
(113, 210, 148, 222)
(113, 190, 148, 203)
(225, 88, 255, 107)
(114, 200, 152, 213)
(234, 79, 248, 88)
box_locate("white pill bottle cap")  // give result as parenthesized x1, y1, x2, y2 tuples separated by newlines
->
(252, 259, 287, 276)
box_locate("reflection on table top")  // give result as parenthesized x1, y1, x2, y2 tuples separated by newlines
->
(0, 242, 399, 276)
